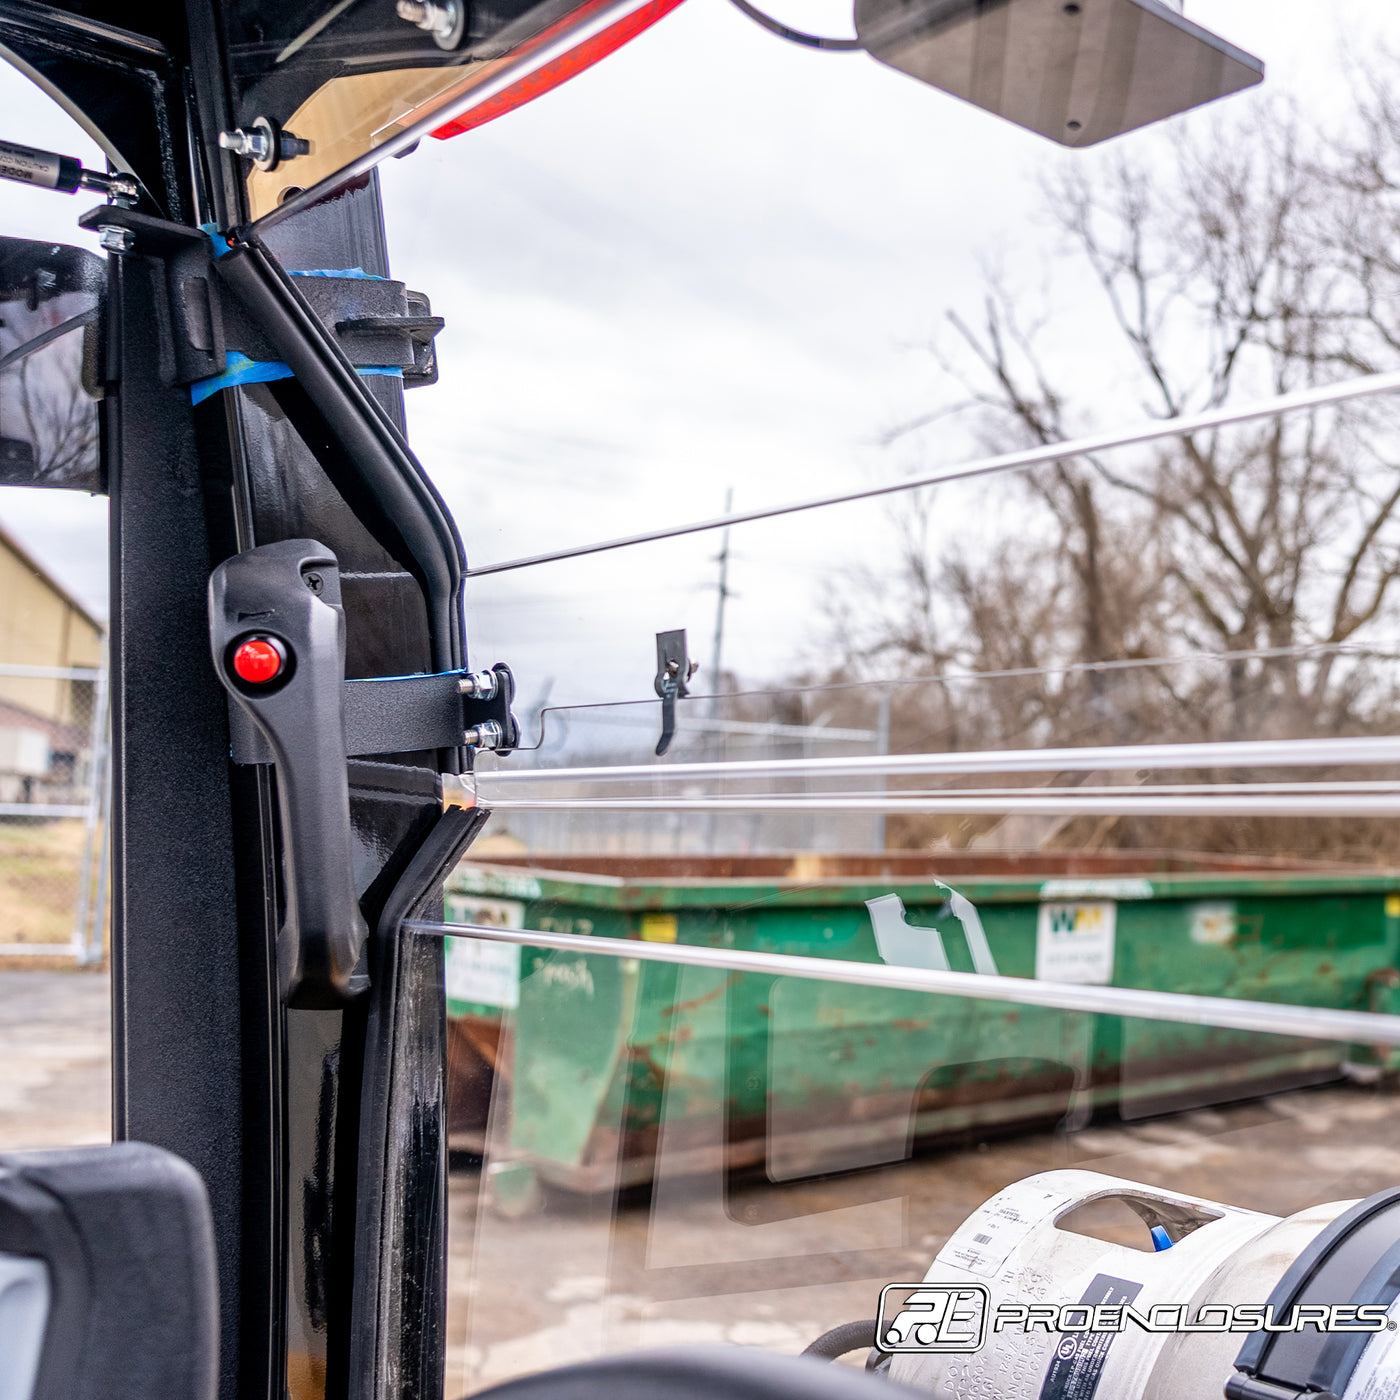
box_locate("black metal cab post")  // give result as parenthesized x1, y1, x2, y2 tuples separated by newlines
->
(0, 5, 505, 1398)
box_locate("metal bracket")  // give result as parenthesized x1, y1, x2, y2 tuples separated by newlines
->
(653, 629, 698, 757)
(75, 206, 445, 390)
(226, 663, 519, 764)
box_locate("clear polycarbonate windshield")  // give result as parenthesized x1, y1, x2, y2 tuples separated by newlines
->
(341, 0, 1400, 1392)
(227, 0, 685, 223)
(230, 0, 1262, 232)
(425, 859, 1395, 1394)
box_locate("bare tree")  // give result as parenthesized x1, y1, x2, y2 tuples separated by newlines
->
(0, 301, 100, 490)
(807, 90, 1400, 855)
(830, 96, 1400, 760)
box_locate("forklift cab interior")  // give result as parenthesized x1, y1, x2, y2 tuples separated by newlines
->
(0, 2, 1270, 1399)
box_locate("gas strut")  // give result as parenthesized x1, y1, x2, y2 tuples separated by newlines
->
(0, 137, 138, 205)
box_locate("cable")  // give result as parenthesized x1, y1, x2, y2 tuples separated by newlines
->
(478, 792, 1400, 816)
(802, 1320, 879, 1360)
(498, 780, 1400, 799)
(275, 0, 363, 63)
(563, 710, 879, 741)
(461, 369, 1400, 576)
(477, 733, 1400, 789)
(406, 919, 1400, 1047)
(724, 0, 861, 50)
(508, 638, 1400, 750)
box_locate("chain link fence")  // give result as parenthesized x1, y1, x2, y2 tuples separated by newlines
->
(0, 661, 109, 964)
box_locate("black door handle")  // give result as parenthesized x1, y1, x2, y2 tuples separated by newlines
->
(209, 539, 368, 1007)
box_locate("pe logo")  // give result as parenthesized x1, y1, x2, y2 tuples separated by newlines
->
(876, 1283, 990, 1354)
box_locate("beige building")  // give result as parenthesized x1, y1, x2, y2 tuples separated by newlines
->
(0, 523, 104, 802)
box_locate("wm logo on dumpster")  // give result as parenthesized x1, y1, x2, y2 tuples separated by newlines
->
(876, 1283, 990, 1353)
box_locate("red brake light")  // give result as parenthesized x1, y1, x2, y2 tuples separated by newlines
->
(430, 0, 686, 141)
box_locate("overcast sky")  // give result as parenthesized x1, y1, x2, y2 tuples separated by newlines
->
(1, 0, 1397, 726)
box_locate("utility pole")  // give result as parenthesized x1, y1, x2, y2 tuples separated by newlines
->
(709, 485, 733, 719)
(872, 688, 892, 853)
(706, 487, 733, 853)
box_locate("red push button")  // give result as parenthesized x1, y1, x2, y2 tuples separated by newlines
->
(232, 637, 285, 685)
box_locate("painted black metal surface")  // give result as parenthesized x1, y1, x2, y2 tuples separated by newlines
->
(214, 238, 465, 689)
(1, 7, 485, 1400)
(104, 241, 281, 1400)
(246, 177, 472, 1400)
(0, 0, 189, 218)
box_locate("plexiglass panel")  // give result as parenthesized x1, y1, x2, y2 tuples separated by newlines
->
(435, 864, 1389, 1395)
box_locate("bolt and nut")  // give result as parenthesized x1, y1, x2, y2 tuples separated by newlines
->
(458, 670, 501, 701)
(98, 225, 135, 255)
(395, 0, 464, 48)
(219, 126, 273, 164)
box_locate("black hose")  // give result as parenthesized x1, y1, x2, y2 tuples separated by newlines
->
(802, 1319, 879, 1361)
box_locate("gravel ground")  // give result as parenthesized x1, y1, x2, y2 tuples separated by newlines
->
(0, 969, 110, 1151)
(6, 971, 1400, 1396)
(445, 1080, 1400, 1392)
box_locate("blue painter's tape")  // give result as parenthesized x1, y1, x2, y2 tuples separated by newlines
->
(190, 352, 403, 406)
(199, 223, 233, 258)
(186, 260, 400, 403)
(289, 267, 386, 280)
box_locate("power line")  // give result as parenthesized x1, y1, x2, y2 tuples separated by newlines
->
(463, 369, 1400, 576)
(510, 637, 1400, 750)
(407, 920, 1400, 1048)
(476, 733, 1400, 790)
(478, 791, 1400, 816)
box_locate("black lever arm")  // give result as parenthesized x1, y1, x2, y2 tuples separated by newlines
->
(209, 539, 368, 1007)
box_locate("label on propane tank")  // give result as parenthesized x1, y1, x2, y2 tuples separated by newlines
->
(1342, 1296, 1400, 1400)
(1038, 1273, 1143, 1400)
(938, 1179, 1083, 1279)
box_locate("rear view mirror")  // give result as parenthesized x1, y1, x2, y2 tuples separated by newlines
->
(853, 0, 1264, 146)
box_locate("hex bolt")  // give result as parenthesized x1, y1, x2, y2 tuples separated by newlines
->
(458, 670, 501, 701)
(80, 170, 141, 208)
(395, 0, 465, 48)
(219, 118, 311, 173)
(98, 224, 135, 255)
(464, 720, 505, 750)
(106, 174, 141, 209)
(219, 127, 272, 164)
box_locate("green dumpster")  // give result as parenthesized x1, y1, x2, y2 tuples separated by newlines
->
(441, 854, 1400, 1192)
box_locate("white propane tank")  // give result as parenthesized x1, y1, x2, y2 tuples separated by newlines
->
(888, 1170, 1356, 1400)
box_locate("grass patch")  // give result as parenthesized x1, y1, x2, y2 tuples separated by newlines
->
(0, 818, 87, 944)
